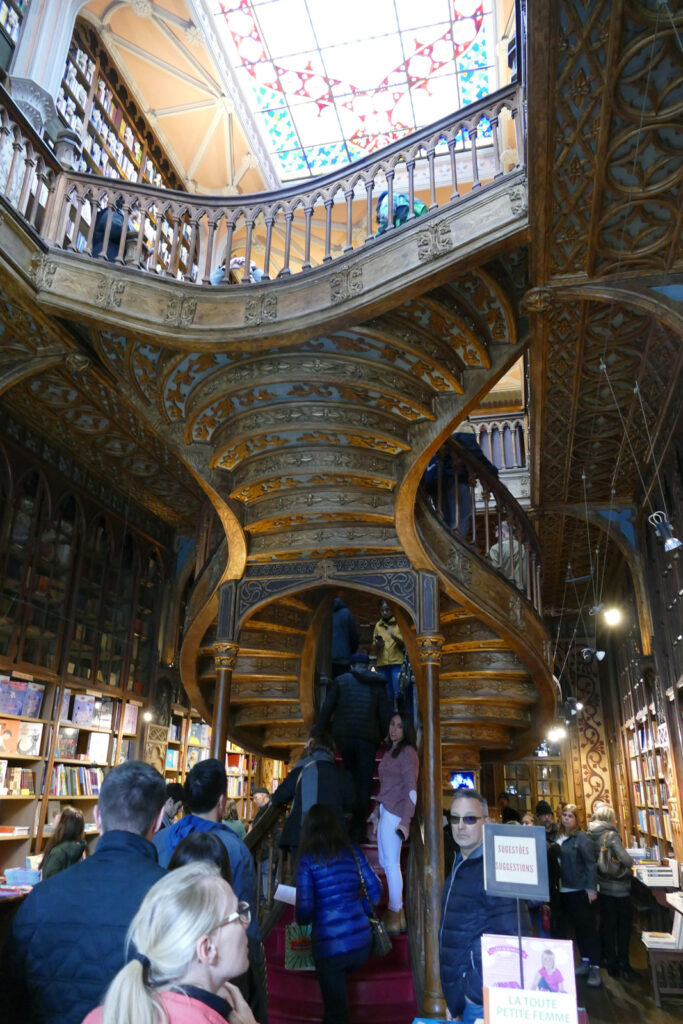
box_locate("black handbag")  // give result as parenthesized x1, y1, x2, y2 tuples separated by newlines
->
(351, 848, 392, 956)
(397, 652, 414, 695)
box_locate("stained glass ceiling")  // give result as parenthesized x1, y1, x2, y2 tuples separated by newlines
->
(211, 0, 503, 181)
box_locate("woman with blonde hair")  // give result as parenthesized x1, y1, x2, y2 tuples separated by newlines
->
(81, 861, 256, 1024)
(553, 803, 601, 988)
(588, 804, 634, 977)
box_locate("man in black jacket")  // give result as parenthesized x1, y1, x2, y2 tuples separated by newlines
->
(313, 651, 391, 842)
(5, 760, 166, 1024)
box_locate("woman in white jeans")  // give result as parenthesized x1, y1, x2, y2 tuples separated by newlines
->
(368, 711, 419, 934)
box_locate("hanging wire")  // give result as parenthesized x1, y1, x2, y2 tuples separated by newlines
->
(633, 381, 672, 519)
(657, 0, 683, 54)
(599, 359, 655, 513)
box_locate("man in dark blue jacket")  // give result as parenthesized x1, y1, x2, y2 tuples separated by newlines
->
(439, 789, 528, 1022)
(5, 760, 166, 1024)
(331, 596, 359, 678)
(152, 757, 266, 1021)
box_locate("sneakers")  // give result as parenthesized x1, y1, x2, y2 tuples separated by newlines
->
(575, 958, 590, 977)
(587, 965, 602, 987)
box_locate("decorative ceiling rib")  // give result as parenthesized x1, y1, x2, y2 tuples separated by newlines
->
(527, 0, 683, 613)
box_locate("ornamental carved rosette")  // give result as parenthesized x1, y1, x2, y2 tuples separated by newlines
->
(416, 634, 444, 664)
(214, 641, 239, 670)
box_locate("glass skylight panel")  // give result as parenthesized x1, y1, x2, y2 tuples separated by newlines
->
(212, 0, 500, 180)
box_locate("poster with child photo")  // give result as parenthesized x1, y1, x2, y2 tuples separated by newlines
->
(481, 934, 578, 1024)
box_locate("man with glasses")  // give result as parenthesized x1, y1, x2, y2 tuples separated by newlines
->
(439, 789, 527, 1022)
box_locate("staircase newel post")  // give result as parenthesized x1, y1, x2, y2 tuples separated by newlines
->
(211, 580, 239, 761)
(211, 642, 239, 760)
(416, 632, 446, 1018)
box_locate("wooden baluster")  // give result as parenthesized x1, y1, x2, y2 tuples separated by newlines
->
(224, 217, 235, 274)
(281, 209, 293, 276)
(243, 215, 254, 280)
(406, 159, 416, 219)
(427, 145, 437, 209)
(202, 216, 218, 284)
(448, 135, 459, 201)
(365, 179, 374, 242)
(470, 124, 480, 189)
(344, 187, 354, 252)
(185, 217, 200, 282)
(491, 114, 503, 178)
(262, 211, 274, 280)
(386, 169, 395, 231)
(302, 203, 313, 269)
(4, 126, 24, 201)
(17, 142, 37, 215)
(512, 101, 524, 169)
(323, 197, 333, 262)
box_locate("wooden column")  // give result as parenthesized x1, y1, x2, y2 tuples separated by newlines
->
(211, 642, 238, 760)
(416, 632, 446, 1018)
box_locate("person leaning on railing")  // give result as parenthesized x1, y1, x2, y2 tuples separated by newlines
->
(210, 255, 263, 285)
(375, 190, 428, 236)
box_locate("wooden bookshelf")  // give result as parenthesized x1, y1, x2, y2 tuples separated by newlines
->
(0, 674, 142, 870)
(625, 712, 674, 857)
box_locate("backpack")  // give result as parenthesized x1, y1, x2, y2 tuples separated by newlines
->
(597, 834, 629, 880)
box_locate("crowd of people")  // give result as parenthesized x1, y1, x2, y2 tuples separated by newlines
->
(3, 597, 637, 1024)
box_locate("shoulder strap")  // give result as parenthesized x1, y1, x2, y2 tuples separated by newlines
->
(350, 846, 373, 909)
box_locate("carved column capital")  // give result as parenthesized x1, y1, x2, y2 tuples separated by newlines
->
(214, 641, 239, 670)
(416, 634, 445, 665)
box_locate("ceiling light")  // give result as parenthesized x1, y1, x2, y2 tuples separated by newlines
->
(595, 651, 606, 661)
(603, 607, 622, 626)
(143, 711, 153, 722)
(548, 725, 567, 742)
(649, 511, 682, 552)
(575, 701, 584, 711)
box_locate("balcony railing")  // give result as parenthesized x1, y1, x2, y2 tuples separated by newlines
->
(421, 435, 542, 612)
(0, 80, 524, 284)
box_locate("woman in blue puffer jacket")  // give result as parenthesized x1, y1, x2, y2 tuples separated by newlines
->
(296, 803, 381, 1024)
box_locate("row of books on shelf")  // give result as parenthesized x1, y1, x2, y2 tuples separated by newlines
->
(636, 808, 672, 842)
(47, 764, 104, 797)
(632, 751, 666, 779)
(168, 722, 182, 742)
(0, 675, 45, 717)
(633, 779, 670, 806)
(187, 747, 210, 771)
(0, 825, 30, 836)
(61, 692, 139, 734)
(227, 776, 249, 798)
(0, 762, 35, 796)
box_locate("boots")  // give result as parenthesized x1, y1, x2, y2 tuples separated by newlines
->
(399, 909, 407, 933)
(384, 909, 401, 935)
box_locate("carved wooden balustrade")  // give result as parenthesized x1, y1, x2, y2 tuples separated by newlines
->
(421, 436, 542, 611)
(0, 81, 523, 283)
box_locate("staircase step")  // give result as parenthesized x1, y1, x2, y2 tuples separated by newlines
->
(266, 927, 412, 969)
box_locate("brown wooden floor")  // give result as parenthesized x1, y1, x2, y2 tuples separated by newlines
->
(576, 938, 683, 1024)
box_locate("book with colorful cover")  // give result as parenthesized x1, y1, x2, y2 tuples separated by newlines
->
(87, 731, 110, 764)
(21, 682, 45, 719)
(122, 703, 139, 735)
(16, 721, 43, 757)
(98, 698, 115, 730)
(56, 726, 79, 759)
(72, 694, 96, 726)
(165, 748, 179, 771)
(0, 678, 27, 715)
(0, 719, 20, 755)
(0, 758, 8, 793)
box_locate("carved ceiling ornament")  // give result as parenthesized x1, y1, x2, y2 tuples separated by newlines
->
(94, 276, 126, 311)
(165, 295, 197, 328)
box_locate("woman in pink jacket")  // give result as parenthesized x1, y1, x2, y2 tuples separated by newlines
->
(82, 861, 256, 1024)
(369, 710, 419, 935)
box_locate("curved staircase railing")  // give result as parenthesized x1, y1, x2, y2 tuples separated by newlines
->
(1, 80, 523, 283)
(421, 435, 543, 612)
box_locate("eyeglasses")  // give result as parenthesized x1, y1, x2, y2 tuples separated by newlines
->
(213, 901, 251, 929)
(450, 815, 483, 825)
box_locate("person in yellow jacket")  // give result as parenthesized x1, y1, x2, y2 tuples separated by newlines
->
(372, 599, 405, 711)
